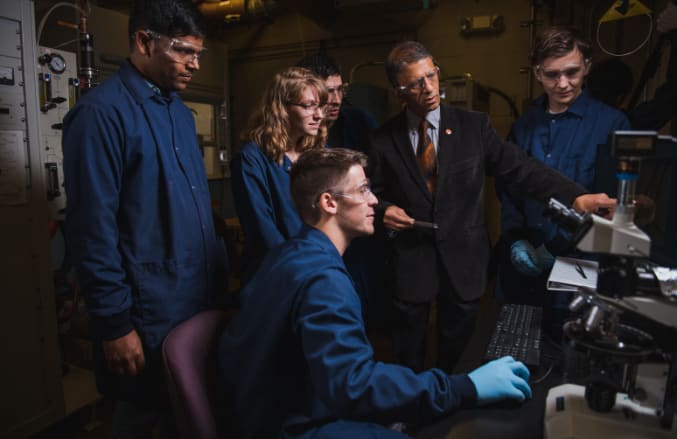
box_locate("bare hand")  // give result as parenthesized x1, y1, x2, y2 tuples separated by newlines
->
(657, 3, 677, 33)
(103, 330, 145, 377)
(572, 193, 616, 219)
(383, 205, 415, 231)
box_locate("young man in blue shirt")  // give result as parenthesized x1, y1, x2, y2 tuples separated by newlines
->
(218, 148, 532, 438)
(497, 26, 629, 327)
(62, 0, 228, 436)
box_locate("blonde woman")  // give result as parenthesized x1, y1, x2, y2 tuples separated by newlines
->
(231, 67, 328, 283)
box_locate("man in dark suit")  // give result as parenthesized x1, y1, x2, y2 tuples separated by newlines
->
(369, 41, 615, 373)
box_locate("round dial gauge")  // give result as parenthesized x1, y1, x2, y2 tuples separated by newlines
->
(48, 54, 66, 74)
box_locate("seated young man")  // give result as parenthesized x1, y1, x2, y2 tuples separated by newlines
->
(217, 148, 532, 438)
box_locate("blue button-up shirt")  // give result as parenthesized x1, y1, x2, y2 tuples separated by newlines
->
(501, 89, 630, 251)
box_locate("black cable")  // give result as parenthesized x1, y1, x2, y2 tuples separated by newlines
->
(628, 0, 677, 109)
(530, 360, 554, 384)
(485, 86, 520, 119)
(627, 35, 669, 110)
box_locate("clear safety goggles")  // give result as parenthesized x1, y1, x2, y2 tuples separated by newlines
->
(396, 66, 440, 93)
(536, 61, 589, 83)
(327, 83, 350, 96)
(146, 30, 207, 65)
(286, 101, 327, 114)
(331, 180, 374, 203)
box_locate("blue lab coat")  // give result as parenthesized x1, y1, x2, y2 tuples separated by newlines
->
(218, 226, 477, 438)
(63, 60, 228, 401)
(230, 142, 303, 283)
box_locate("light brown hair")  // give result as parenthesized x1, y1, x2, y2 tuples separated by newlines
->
(241, 67, 328, 164)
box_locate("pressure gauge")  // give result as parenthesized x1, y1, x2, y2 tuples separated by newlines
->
(47, 54, 66, 74)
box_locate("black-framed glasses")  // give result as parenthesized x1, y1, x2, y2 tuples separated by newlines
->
(327, 83, 350, 96)
(286, 101, 327, 113)
(396, 66, 440, 93)
(146, 30, 207, 65)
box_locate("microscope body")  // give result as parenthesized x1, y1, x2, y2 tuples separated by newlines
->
(543, 131, 677, 435)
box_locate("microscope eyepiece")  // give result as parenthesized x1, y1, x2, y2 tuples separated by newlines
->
(544, 198, 593, 245)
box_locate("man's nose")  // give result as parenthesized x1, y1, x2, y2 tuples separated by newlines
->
(422, 77, 435, 93)
(186, 55, 200, 70)
(555, 74, 569, 87)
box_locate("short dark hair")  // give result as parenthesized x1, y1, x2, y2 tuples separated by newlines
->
(530, 26, 592, 67)
(296, 53, 342, 79)
(290, 148, 368, 225)
(385, 41, 433, 87)
(128, 0, 207, 39)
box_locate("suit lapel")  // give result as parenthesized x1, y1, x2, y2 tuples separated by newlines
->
(436, 105, 460, 191)
(391, 110, 433, 201)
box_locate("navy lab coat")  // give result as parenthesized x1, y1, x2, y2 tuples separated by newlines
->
(63, 60, 228, 402)
(230, 141, 303, 283)
(218, 226, 477, 438)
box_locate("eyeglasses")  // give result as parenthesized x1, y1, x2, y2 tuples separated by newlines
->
(396, 66, 440, 93)
(327, 83, 350, 96)
(536, 63, 588, 83)
(286, 102, 327, 114)
(146, 30, 207, 65)
(331, 181, 374, 203)
(312, 180, 374, 208)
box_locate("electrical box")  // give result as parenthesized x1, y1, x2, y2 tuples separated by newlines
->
(443, 76, 489, 113)
(460, 15, 504, 36)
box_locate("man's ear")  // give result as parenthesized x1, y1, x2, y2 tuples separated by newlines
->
(133, 30, 153, 57)
(316, 192, 339, 216)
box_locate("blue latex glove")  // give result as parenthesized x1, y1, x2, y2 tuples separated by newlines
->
(510, 240, 541, 276)
(468, 356, 532, 405)
(534, 243, 555, 273)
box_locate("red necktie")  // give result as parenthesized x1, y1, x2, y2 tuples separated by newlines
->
(417, 118, 437, 196)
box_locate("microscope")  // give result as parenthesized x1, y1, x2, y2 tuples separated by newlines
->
(543, 131, 677, 438)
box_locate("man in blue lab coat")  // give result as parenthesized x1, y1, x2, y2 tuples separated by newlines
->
(63, 1, 228, 436)
(218, 148, 532, 438)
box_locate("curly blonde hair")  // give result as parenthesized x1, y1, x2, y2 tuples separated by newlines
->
(242, 67, 328, 164)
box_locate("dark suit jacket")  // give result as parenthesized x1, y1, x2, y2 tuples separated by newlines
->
(368, 104, 586, 303)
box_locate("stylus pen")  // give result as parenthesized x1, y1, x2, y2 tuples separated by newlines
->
(413, 220, 439, 230)
(575, 262, 587, 279)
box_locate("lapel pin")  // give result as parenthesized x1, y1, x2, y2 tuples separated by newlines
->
(445, 128, 452, 135)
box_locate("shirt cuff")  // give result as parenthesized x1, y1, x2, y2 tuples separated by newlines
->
(448, 374, 479, 408)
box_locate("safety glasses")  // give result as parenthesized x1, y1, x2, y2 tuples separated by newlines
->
(146, 30, 207, 65)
